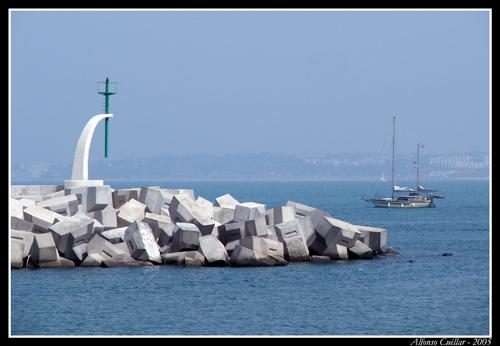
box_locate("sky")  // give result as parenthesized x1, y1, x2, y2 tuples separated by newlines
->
(10, 10, 490, 164)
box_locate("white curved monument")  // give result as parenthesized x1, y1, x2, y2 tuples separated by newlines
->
(64, 113, 113, 189)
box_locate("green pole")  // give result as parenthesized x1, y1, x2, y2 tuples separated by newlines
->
(104, 78, 110, 158)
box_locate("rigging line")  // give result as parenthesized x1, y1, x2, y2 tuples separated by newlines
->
(368, 117, 393, 198)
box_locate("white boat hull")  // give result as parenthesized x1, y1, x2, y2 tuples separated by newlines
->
(371, 199, 433, 208)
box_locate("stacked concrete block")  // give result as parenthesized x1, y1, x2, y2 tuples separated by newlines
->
(12, 185, 63, 202)
(139, 187, 170, 214)
(36, 253, 75, 268)
(48, 214, 94, 261)
(160, 207, 170, 217)
(117, 199, 146, 227)
(11, 230, 35, 260)
(101, 227, 127, 244)
(315, 216, 361, 249)
(37, 194, 79, 216)
(161, 223, 200, 253)
(196, 196, 214, 218)
(163, 251, 205, 266)
(124, 221, 161, 264)
(143, 213, 172, 241)
(11, 239, 24, 269)
(213, 207, 235, 224)
(183, 251, 206, 266)
(233, 202, 266, 222)
(230, 243, 287, 267)
(86, 186, 113, 212)
(218, 222, 245, 245)
(169, 194, 215, 235)
(266, 226, 279, 240)
(214, 193, 239, 209)
(273, 206, 296, 225)
(264, 209, 274, 226)
(224, 239, 241, 255)
(347, 240, 374, 259)
(88, 205, 117, 230)
(239, 236, 285, 260)
(10, 198, 25, 219)
(310, 255, 333, 263)
(23, 206, 64, 233)
(11, 216, 34, 232)
(29, 233, 59, 266)
(244, 216, 268, 237)
(86, 233, 135, 267)
(198, 235, 229, 266)
(157, 223, 177, 247)
(296, 215, 317, 247)
(355, 225, 388, 252)
(41, 190, 66, 201)
(112, 188, 140, 209)
(275, 220, 310, 261)
(323, 243, 349, 260)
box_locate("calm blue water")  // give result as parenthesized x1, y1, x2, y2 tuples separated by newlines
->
(11, 180, 490, 335)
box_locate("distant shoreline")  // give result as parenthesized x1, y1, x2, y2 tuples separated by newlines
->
(11, 177, 490, 184)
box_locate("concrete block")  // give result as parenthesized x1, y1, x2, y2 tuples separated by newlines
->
(347, 240, 374, 259)
(12, 184, 63, 197)
(233, 202, 266, 222)
(323, 243, 349, 260)
(112, 188, 140, 209)
(157, 223, 177, 247)
(89, 205, 117, 230)
(310, 255, 332, 263)
(23, 206, 64, 233)
(296, 215, 317, 247)
(315, 216, 361, 249)
(72, 243, 88, 262)
(117, 199, 146, 227)
(48, 214, 94, 261)
(139, 187, 171, 214)
(124, 221, 161, 264)
(80, 253, 106, 267)
(37, 254, 75, 268)
(162, 223, 200, 253)
(10, 198, 24, 219)
(213, 207, 235, 224)
(30, 233, 58, 265)
(11, 216, 35, 232)
(87, 233, 128, 258)
(11, 239, 24, 269)
(354, 225, 388, 251)
(239, 236, 285, 260)
(87, 186, 113, 212)
(182, 251, 206, 266)
(273, 206, 296, 225)
(265, 209, 274, 226)
(244, 216, 268, 237)
(11, 229, 35, 259)
(196, 196, 214, 218)
(224, 239, 241, 255)
(230, 244, 287, 267)
(160, 207, 170, 217)
(274, 220, 309, 261)
(101, 227, 127, 244)
(218, 222, 245, 245)
(143, 213, 172, 240)
(214, 193, 239, 209)
(41, 190, 66, 201)
(266, 226, 279, 240)
(37, 194, 79, 216)
(169, 194, 214, 235)
(199, 235, 229, 266)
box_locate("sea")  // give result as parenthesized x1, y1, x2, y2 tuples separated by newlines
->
(10, 179, 490, 336)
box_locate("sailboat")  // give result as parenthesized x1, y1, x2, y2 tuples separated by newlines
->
(366, 116, 445, 208)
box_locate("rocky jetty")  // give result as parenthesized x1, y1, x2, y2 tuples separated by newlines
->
(10, 184, 395, 269)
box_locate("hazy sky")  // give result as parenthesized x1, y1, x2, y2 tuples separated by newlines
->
(10, 10, 490, 164)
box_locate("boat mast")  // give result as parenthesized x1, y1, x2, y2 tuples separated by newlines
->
(416, 143, 420, 191)
(392, 116, 396, 200)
